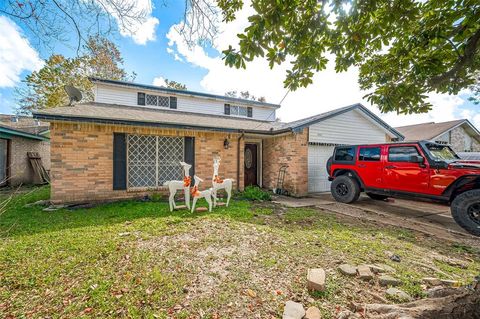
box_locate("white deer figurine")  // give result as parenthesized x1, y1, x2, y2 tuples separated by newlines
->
(191, 175, 213, 213)
(163, 161, 192, 212)
(212, 157, 234, 207)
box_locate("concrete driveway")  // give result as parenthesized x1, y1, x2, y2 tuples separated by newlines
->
(273, 193, 479, 246)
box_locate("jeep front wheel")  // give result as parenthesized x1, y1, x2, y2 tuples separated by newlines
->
(451, 189, 480, 237)
(330, 175, 360, 204)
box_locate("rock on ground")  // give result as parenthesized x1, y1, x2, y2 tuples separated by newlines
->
(379, 275, 401, 287)
(386, 288, 412, 301)
(422, 277, 442, 286)
(304, 306, 321, 319)
(307, 268, 326, 291)
(374, 263, 396, 273)
(357, 264, 374, 280)
(338, 264, 357, 276)
(283, 301, 305, 319)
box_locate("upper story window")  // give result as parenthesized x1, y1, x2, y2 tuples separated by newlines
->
(137, 92, 177, 109)
(224, 103, 252, 118)
(359, 147, 381, 161)
(146, 94, 170, 107)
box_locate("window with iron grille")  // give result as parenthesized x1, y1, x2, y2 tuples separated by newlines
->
(145, 94, 170, 107)
(127, 135, 184, 188)
(229, 105, 249, 117)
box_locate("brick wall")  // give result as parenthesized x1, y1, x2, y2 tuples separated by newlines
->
(9, 136, 50, 186)
(262, 129, 308, 197)
(449, 126, 480, 152)
(50, 121, 243, 204)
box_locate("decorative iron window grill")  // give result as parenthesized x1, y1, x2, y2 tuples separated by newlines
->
(127, 135, 184, 188)
(229, 105, 248, 117)
(145, 94, 170, 107)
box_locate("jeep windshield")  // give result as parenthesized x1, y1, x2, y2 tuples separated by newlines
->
(425, 144, 460, 161)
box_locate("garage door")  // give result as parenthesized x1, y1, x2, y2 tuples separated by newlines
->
(308, 145, 334, 193)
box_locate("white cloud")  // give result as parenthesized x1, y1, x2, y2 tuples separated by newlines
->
(152, 76, 166, 87)
(166, 1, 478, 127)
(460, 108, 480, 129)
(0, 16, 43, 88)
(98, 0, 159, 45)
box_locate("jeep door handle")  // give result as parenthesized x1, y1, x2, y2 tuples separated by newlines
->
(385, 165, 396, 169)
(358, 164, 366, 168)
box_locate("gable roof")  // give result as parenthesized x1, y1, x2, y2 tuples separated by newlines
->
(395, 119, 480, 141)
(286, 103, 404, 139)
(91, 78, 281, 109)
(32, 102, 402, 139)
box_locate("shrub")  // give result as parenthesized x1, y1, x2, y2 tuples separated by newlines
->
(243, 186, 271, 201)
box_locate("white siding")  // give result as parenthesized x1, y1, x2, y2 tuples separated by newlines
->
(308, 109, 388, 144)
(308, 145, 334, 192)
(307, 109, 391, 193)
(94, 84, 276, 121)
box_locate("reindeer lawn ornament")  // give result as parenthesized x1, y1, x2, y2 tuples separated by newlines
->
(163, 161, 192, 212)
(190, 175, 213, 213)
(212, 157, 233, 207)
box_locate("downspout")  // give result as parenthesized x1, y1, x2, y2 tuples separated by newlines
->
(237, 131, 245, 191)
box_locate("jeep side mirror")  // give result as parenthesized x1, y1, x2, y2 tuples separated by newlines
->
(410, 155, 424, 163)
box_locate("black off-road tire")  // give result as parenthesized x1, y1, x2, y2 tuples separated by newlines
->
(366, 192, 389, 201)
(451, 189, 480, 237)
(330, 175, 360, 204)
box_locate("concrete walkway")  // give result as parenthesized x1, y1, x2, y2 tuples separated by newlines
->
(273, 193, 479, 246)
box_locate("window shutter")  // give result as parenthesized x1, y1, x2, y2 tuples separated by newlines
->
(137, 92, 146, 105)
(224, 104, 230, 115)
(247, 107, 253, 118)
(169, 96, 177, 109)
(184, 137, 195, 177)
(113, 133, 127, 190)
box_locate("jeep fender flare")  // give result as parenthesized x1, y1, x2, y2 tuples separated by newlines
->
(332, 169, 365, 189)
(442, 175, 480, 201)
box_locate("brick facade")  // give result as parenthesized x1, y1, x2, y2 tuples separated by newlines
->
(449, 126, 480, 152)
(50, 121, 244, 204)
(9, 136, 50, 186)
(262, 129, 309, 197)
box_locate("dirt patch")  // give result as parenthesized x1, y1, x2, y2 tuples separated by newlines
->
(135, 214, 479, 318)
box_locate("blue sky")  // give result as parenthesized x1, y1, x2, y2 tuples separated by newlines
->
(0, 0, 478, 127)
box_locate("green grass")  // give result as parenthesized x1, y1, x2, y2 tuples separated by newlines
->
(0, 186, 479, 318)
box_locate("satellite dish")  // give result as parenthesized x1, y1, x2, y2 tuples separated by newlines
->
(64, 85, 83, 105)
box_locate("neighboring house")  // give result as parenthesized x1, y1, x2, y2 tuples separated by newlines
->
(0, 115, 50, 186)
(32, 78, 403, 203)
(395, 120, 480, 153)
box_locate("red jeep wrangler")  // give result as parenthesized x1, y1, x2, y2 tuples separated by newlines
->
(327, 141, 480, 236)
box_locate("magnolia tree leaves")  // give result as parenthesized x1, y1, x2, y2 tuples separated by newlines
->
(219, 0, 480, 114)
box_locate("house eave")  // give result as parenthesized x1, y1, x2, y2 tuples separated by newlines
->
(32, 113, 292, 136)
(0, 125, 49, 141)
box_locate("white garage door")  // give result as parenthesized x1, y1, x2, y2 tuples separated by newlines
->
(308, 145, 335, 193)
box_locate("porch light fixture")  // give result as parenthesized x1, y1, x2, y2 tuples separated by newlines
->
(223, 138, 230, 149)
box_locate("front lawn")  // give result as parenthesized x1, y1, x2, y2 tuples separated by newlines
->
(0, 186, 479, 318)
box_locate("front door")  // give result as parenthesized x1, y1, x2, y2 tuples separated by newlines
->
(244, 144, 257, 186)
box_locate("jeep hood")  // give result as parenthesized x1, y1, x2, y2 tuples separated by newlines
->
(449, 160, 480, 169)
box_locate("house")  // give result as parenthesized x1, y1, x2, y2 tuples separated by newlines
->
(0, 115, 50, 186)
(395, 120, 480, 153)
(32, 78, 403, 203)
